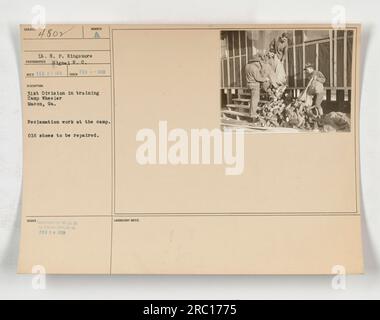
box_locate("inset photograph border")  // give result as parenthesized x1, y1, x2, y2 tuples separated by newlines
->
(220, 29, 354, 132)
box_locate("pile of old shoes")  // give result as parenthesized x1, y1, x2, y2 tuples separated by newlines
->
(254, 93, 350, 132)
(255, 98, 318, 130)
(320, 112, 351, 132)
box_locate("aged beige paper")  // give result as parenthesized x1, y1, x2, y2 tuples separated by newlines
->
(18, 24, 363, 274)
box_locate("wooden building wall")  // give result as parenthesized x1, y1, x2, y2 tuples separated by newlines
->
(221, 30, 354, 91)
(220, 30, 354, 112)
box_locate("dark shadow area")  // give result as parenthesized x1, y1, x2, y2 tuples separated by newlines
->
(358, 25, 377, 276)
(1, 24, 23, 274)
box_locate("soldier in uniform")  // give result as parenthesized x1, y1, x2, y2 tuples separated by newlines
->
(245, 55, 269, 118)
(304, 62, 326, 116)
(269, 32, 289, 63)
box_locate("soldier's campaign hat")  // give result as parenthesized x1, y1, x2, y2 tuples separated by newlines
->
(304, 62, 314, 70)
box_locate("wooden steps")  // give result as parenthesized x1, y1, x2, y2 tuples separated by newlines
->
(232, 98, 250, 103)
(221, 87, 274, 123)
(222, 110, 251, 118)
(222, 89, 271, 121)
(222, 92, 252, 120)
(225, 104, 250, 110)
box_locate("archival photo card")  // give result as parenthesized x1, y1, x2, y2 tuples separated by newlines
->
(18, 24, 362, 275)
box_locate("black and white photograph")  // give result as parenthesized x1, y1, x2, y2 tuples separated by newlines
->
(220, 29, 354, 132)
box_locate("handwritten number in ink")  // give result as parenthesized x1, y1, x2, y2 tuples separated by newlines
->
(38, 27, 74, 39)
